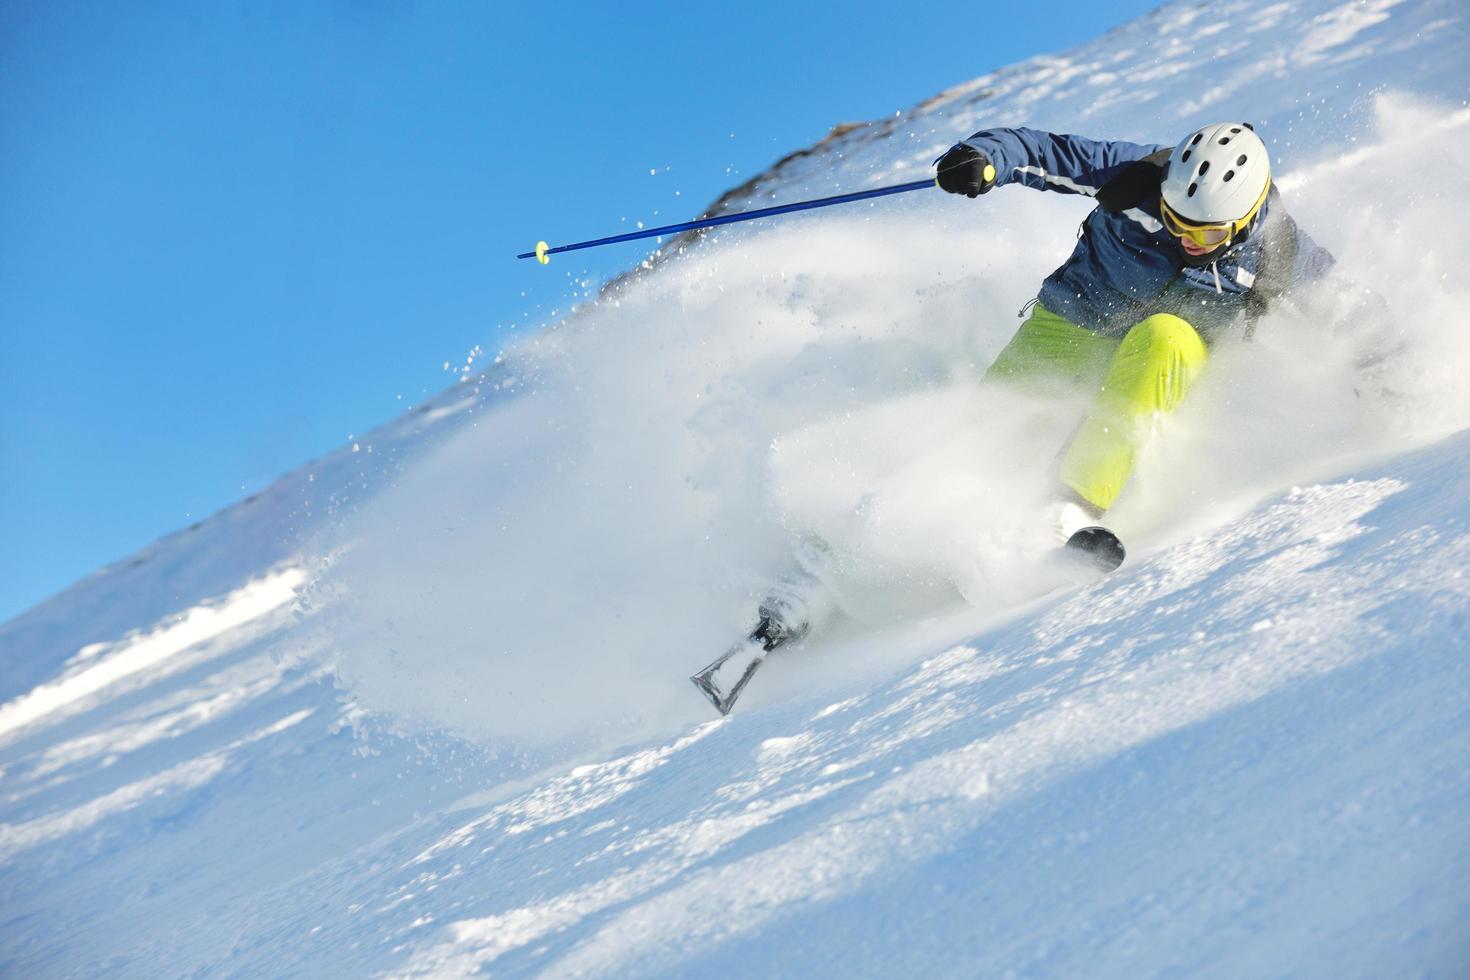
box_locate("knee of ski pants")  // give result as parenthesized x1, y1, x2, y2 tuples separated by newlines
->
(1106, 314, 1208, 414)
(1058, 313, 1206, 512)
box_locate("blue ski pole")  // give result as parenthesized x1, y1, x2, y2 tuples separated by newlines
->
(518, 177, 936, 264)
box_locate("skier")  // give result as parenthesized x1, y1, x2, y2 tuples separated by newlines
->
(933, 122, 1338, 552)
(694, 121, 1386, 713)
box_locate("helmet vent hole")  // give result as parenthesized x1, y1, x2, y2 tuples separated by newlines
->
(1198, 161, 1210, 176)
(1223, 170, 1235, 182)
(1230, 127, 1242, 134)
(1236, 154, 1248, 165)
(1181, 149, 1192, 162)
(1218, 136, 1231, 145)
(1187, 182, 1198, 197)
(1191, 133, 1203, 145)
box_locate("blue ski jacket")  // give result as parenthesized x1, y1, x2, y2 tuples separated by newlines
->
(954, 127, 1336, 339)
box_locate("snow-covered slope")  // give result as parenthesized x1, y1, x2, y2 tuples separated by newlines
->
(4, 0, 1470, 976)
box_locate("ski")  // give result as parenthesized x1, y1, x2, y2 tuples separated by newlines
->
(695, 528, 1122, 715)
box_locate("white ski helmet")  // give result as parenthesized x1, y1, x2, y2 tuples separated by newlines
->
(1160, 122, 1271, 239)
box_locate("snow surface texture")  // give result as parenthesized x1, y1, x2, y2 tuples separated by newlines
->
(3, 0, 1469, 976)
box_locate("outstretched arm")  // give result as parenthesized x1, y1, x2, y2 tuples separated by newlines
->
(936, 127, 1168, 198)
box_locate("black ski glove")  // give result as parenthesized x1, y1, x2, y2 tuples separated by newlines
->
(935, 144, 996, 197)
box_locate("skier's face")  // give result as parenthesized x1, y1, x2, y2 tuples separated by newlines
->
(1176, 234, 1220, 258)
(1160, 196, 1234, 257)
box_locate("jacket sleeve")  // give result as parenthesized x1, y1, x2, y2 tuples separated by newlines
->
(1288, 222, 1336, 287)
(1252, 192, 1336, 298)
(1314, 259, 1403, 373)
(1269, 206, 1403, 372)
(953, 127, 1169, 198)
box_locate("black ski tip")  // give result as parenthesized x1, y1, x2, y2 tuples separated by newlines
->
(1065, 525, 1126, 572)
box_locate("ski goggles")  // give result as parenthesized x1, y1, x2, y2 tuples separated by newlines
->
(1159, 179, 1271, 249)
(1159, 201, 1234, 247)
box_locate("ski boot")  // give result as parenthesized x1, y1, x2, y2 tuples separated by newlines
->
(1050, 497, 1126, 572)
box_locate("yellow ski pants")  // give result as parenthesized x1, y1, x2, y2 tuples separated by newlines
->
(984, 304, 1208, 512)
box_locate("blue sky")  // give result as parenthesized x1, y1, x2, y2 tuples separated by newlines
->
(0, 0, 1162, 624)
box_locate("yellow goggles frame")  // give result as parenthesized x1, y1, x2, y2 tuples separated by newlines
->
(1159, 177, 1271, 249)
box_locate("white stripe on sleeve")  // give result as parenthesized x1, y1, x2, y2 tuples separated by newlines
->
(1013, 166, 1098, 197)
(1122, 207, 1164, 233)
